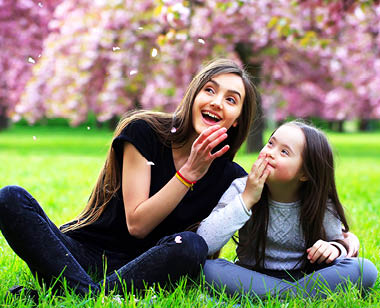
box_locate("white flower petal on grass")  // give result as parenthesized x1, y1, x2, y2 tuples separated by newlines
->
(87, 126, 91, 130)
(33, 136, 37, 141)
(174, 235, 182, 244)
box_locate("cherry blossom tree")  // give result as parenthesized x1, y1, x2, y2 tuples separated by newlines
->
(0, 0, 62, 129)
(7, 0, 380, 145)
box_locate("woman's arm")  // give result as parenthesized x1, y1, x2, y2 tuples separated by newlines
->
(338, 232, 360, 257)
(122, 125, 230, 239)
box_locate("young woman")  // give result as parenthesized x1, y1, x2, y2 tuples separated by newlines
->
(0, 59, 258, 296)
(197, 121, 377, 298)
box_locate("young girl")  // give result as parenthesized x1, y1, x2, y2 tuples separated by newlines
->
(0, 59, 258, 297)
(197, 120, 377, 298)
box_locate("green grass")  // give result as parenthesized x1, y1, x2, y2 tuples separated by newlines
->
(0, 125, 379, 307)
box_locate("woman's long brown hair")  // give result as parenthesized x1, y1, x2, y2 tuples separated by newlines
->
(61, 58, 258, 232)
(237, 120, 349, 269)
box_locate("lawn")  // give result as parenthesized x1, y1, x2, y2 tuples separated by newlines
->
(0, 124, 379, 307)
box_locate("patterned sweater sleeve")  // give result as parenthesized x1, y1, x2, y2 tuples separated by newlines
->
(196, 177, 251, 255)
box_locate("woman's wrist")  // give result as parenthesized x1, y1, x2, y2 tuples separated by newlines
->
(178, 165, 198, 183)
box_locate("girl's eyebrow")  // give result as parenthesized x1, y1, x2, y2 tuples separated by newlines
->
(208, 79, 242, 100)
(270, 136, 295, 154)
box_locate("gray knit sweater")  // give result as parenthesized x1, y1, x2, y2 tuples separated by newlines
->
(197, 177, 345, 270)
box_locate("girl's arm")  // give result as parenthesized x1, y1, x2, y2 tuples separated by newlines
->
(122, 125, 229, 239)
(197, 155, 271, 255)
(196, 178, 250, 255)
(306, 240, 343, 264)
(307, 203, 349, 264)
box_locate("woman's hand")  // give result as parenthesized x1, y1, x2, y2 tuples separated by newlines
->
(241, 154, 271, 209)
(180, 125, 229, 182)
(341, 232, 360, 257)
(306, 240, 340, 264)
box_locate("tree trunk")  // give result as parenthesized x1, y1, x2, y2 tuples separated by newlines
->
(0, 106, 9, 130)
(359, 119, 370, 131)
(235, 42, 264, 152)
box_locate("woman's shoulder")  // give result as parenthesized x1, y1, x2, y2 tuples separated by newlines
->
(219, 158, 247, 178)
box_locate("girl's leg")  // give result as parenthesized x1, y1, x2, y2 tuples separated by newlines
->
(203, 259, 289, 298)
(282, 257, 378, 297)
(204, 258, 378, 299)
(102, 231, 208, 293)
(0, 185, 100, 295)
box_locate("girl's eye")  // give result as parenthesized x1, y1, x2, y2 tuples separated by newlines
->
(226, 97, 237, 104)
(268, 140, 273, 146)
(281, 149, 289, 155)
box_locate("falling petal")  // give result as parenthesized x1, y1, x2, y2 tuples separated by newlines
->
(87, 126, 91, 130)
(198, 38, 205, 44)
(28, 57, 36, 64)
(174, 235, 182, 244)
(138, 26, 144, 30)
(112, 46, 120, 51)
(38, 54, 42, 58)
(129, 69, 138, 76)
(38, 2, 43, 7)
(171, 127, 177, 133)
(147, 161, 155, 166)
(151, 48, 158, 57)
(33, 136, 37, 141)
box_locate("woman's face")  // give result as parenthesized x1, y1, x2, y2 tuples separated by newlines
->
(191, 73, 245, 135)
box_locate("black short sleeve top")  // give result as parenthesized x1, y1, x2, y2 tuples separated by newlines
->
(62, 119, 246, 258)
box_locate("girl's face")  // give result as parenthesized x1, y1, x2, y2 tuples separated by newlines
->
(191, 73, 245, 135)
(260, 124, 307, 185)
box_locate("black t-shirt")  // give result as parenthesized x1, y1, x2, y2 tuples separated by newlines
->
(62, 120, 246, 259)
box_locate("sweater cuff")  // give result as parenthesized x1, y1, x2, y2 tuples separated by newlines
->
(329, 241, 347, 258)
(238, 194, 252, 217)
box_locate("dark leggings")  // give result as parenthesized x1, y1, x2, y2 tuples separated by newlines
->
(0, 185, 208, 296)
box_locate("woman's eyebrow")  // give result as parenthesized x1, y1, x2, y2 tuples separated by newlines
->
(209, 79, 242, 99)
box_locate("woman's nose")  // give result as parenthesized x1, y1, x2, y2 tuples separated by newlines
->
(210, 96, 223, 109)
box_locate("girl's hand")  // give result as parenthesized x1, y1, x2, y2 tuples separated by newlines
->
(306, 240, 340, 264)
(180, 125, 229, 182)
(241, 153, 271, 209)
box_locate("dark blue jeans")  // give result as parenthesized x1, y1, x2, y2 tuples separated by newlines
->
(0, 185, 208, 296)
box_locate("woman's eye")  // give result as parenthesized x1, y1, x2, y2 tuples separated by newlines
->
(268, 140, 273, 146)
(205, 87, 214, 94)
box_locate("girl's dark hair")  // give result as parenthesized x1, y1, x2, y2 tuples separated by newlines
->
(237, 120, 349, 269)
(62, 58, 258, 232)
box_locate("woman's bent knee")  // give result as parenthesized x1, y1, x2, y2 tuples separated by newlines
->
(0, 185, 33, 220)
(158, 231, 208, 275)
